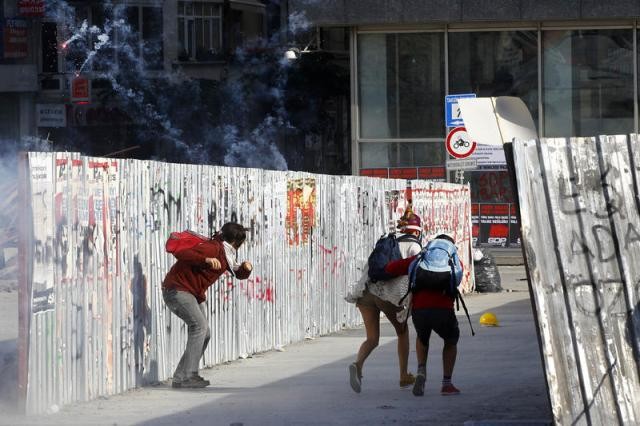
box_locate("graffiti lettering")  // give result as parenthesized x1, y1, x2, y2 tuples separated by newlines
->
(150, 186, 182, 228)
(570, 224, 640, 262)
(625, 223, 640, 249)
(570, 278, 639, 317)
(592, 225, 616, 262)
(557, 166, 625, 219)
(241, 275, 274, 303)
(570, 230, 594, 258)
(558, 177, 585, 215)
(318, 244, 348, 287)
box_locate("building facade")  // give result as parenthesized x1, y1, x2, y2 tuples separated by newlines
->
(0, 0, 39, 144)
(290, 0, 640, 246)
(33, 0, 268, 159)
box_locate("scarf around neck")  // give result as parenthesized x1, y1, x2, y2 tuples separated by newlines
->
(222, 241, 242, 275)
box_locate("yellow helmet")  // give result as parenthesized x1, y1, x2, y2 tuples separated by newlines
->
(479, 312, 499, 327)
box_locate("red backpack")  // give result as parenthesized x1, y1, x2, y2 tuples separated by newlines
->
(165, 230, 210, 255)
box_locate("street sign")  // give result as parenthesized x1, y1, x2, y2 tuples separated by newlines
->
(71, 76, 90, 104)
(446, 158, 477, 171)
(445, 93, 476, 127)
(446, 126, 476, 159)
(36, 104, 67, 128)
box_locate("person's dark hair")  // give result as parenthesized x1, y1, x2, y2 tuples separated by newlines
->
(435, 234, 455, 245)
(220, 222, 247, 246)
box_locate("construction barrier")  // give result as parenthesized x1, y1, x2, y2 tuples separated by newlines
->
(19, 152, 472, 414)
(512, 135, 640, 425)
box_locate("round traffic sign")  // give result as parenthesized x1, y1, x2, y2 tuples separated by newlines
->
(446, 127, 476, 159)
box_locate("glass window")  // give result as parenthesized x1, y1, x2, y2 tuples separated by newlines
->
(178, 2, 222, 61)
(467, 171, 514, 203)
(142, 7, 163, 70)
(543, 29, 634, 137)
(360, 142, 445, 168)
(41, 22, 58, 73)
(358, 32, 445, 139)
(449, 31, 539, 129)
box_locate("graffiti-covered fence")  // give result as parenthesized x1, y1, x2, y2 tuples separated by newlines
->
(19, 152, 472, 414)
(512, 135, 640, 425)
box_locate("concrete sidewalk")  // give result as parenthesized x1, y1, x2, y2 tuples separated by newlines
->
(2, 266, 552, 425)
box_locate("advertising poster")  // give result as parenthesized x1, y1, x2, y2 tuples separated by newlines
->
(479, 203, 510, 247)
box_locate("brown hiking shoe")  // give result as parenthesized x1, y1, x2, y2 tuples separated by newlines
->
(400, 373, 416, 388)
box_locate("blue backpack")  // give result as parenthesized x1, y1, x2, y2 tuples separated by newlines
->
(408, 238, 463, 298)
(403, 236, 475, 336)
(367, 233, 420, 282)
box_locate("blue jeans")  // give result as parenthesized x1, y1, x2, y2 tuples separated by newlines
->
(162, 288, 211, 381)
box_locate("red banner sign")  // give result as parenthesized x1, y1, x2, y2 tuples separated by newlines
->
(18, 0, 45, 17)
(2, 19, 28, 59)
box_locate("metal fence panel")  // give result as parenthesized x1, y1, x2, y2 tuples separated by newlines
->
(410, 180, 474, 293)
(20, 153, 472, 414)
(513, 136, 640, 425)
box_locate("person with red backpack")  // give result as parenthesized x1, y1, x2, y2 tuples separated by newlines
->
(346, 208, 423, 393)
(162, 222, 252, 388)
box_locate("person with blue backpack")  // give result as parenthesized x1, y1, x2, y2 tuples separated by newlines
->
(385, 233, 473, 397)
(345, 208, 423, 393)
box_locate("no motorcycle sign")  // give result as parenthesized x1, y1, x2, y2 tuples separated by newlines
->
(446, 126, 477, 159)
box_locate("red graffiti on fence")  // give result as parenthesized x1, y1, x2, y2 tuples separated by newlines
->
(318, 244, 347, 287)
(220, 273, 275, 303)
(240, 275, 275, 303)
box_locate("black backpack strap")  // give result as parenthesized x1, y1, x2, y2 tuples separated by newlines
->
(456, 289, 475, 336)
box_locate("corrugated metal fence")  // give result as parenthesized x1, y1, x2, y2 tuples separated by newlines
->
(19, 152, 472, 414)
(512, 135, 640, 425)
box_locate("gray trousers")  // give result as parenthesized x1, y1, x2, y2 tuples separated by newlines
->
(162, 288, 211, 381)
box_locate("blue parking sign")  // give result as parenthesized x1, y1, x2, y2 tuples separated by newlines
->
(445, 94, 476, 127)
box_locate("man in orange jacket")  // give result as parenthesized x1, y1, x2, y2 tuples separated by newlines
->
(162, 222, 252, 388)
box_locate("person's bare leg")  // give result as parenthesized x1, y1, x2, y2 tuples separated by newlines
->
(349, 305, 380, 393)
(384, 312, 410, 378)
(413, 336, 429, 396)
(396, 326, 410, 377)
(441, 342, 460, 395)
(443, 342, 457, 377)
(416, 336, 428, 366)
(355, 305, 381, 373)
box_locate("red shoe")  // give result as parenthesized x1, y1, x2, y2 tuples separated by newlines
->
(440, 383, 460, 395)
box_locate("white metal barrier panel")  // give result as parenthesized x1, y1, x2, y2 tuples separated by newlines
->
(513, 136, 640, 425)
(20, 152, 472, 414)
(411, 180, 474, 293)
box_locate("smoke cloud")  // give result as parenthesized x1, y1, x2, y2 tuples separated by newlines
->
(37, 0, 319, 170)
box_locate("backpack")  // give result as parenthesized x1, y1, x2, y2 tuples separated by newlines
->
(367, 233, 420, 282)
(403, 238, 475, 336)
(407, 238, 463, 298)
(165, 230, 209, 256)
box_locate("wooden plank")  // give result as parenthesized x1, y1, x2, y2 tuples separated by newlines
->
(513, 138, 585, 425)
(597, 134, 640, 423)
(514, 136, 640, 425)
